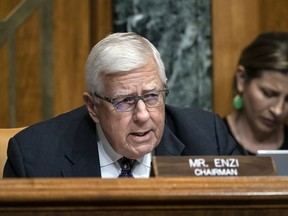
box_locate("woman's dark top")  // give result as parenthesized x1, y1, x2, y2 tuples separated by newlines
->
(223, 117, 288, 155)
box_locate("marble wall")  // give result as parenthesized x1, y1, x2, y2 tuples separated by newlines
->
(113, 0, 212, 111)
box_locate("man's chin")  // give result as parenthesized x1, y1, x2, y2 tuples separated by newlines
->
(125, 144, 155, 158)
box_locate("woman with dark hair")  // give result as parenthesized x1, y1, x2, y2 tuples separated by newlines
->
(223, 32, 288, 155)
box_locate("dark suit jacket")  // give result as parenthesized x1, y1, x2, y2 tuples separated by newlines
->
(3, 105, 239, 177)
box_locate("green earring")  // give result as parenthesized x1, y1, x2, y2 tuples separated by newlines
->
(233, 94, 244, 110)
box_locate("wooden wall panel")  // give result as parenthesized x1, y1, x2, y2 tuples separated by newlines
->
(91, 0, 112, 46)
(15, 9, 42, 127)
(53, 0, 90, 115)
(261, 0, 288, 32)
(0, 0, 39, 127)
(0, 44, 9, 127)
(0, 0, 112, 128)
(52, 0, 112, 115)
(0, 0, 20, 127)
(212, 0, 261, 117)
(0, 0, 20, 20)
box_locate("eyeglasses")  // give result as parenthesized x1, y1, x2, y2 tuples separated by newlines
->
(94, 89, 169, 112)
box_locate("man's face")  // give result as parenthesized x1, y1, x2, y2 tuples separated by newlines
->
(91, 58, 166, 159)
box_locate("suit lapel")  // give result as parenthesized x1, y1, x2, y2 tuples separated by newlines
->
(155, 125, 185, 156)
(62, 114, 101, 177)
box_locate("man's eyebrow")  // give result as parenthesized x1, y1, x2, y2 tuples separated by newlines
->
(113, 85, 160, 97)
(113, 91, 136, 98)
(143, 84, 161, 92)
(142, 88, 158, 94)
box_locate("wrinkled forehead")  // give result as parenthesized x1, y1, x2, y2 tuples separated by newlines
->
(101, 59, 163, 95)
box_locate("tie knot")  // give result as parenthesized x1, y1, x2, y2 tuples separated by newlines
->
(118, 157, 136, 178)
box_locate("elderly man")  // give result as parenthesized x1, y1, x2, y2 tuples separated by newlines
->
(3, 32, 239, 178)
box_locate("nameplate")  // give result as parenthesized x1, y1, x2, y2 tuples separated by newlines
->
(152, 156, 276, 177)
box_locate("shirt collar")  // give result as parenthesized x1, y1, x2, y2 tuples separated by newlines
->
(97, 123, 121, 166)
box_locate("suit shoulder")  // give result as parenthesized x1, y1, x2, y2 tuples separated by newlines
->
(14, 106, 91, 143)
(164, 104, 223, 136)
(165, 105, 215, 122)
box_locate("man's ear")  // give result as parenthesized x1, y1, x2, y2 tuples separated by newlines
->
(235, 65, 246, 93)
(83, 92, 100, 123)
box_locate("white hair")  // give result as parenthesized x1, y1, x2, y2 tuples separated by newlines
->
(85, 32, 166, 94)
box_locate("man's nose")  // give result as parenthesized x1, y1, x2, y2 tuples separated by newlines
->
(133, 99, 150, 121)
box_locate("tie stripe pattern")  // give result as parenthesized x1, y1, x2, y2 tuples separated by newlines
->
(118, 157, 136, 178)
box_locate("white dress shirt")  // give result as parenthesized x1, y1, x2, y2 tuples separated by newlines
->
(96, 124, 152, 178)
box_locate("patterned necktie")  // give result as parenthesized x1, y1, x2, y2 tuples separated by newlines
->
(118, 157, 136, 178)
